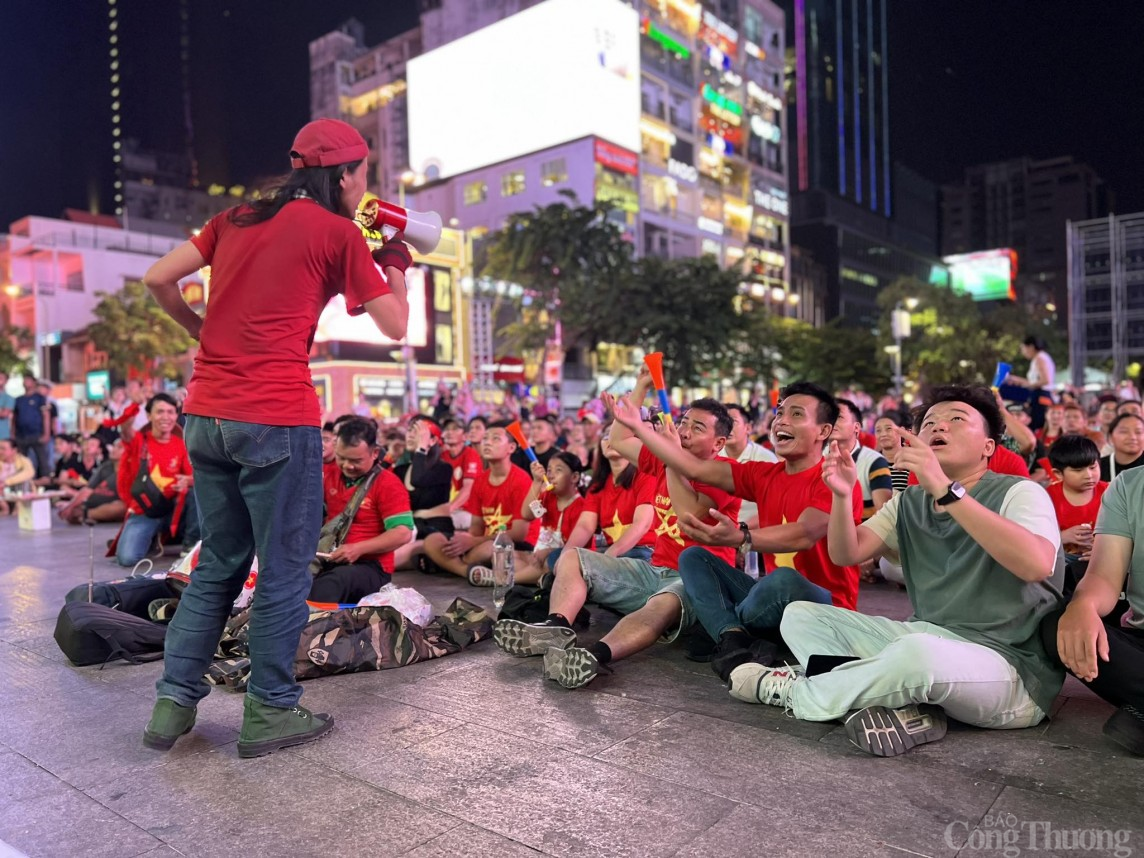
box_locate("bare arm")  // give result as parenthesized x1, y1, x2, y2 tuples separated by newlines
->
(604, 371, 652, 465)
(1057, 533, 1132, 681)
(143, 242, 206, 340)
(332, 526, 412, 563)
(750, 507, 829, 554)
(562, 510, 599, 552)
(363, 267, 410, 340)
(3, 456, 35, 487)
(611, 392, 735, 490)
(822, 442, 888, 565)
(448, 478, 474, 513)
(605, 504, 655, 557)
(664, 465, 719, 522)
(870, 487, 892, 515)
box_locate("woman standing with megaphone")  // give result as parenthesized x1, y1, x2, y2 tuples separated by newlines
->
(137, 118, 411, 759)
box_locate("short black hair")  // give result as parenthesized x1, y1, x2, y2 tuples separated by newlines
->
(332, 413, 359, 428)
(780, 381, 839, 426)
(321, 421, 336, 433)
(441, 416, 464, 430)
(724, 402, 750, 424)
(913, 385, 1005, 444)
(1108, 412, 1144, 436)
(336, 418, 377, 448)
(1117, 400, 1143, 414)
(685, 398, 733, 438)
(1048, 434, 1101, 472)
(146, 392, 178, 413)
(1023, 336, 1043, 349)
(551, 450, 585, 474)
(836, 397, 862, 423)
(467, 416, 488, 430)
(487, 420, 519, 448)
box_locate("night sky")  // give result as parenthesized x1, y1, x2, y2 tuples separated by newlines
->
(2, 0, 1142, 229)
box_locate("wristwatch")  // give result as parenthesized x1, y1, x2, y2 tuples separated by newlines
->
(738, 521, 752, 554)
(936, 481, 967, 506)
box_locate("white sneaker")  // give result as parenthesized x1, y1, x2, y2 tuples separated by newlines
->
(728, 663, 802, 707)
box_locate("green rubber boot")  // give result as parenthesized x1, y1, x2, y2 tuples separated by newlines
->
(237, 696, 333, 759)
(142, 698, 197, 750)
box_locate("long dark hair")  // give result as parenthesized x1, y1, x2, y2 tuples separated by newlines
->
(588, 422, 637, 493)
(229, 162, 363, 227)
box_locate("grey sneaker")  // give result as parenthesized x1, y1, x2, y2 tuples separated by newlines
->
(728, 663, 802, 707)
(542, 645, 610, 689)
(844, 704, 947, 757)
(494, 618, 576, 657)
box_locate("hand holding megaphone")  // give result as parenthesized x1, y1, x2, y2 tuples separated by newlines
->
(372, 232, 413, 274)
(358, 195, 442, 255)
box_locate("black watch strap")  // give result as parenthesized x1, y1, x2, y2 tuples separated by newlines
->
(738, 521, 752, 552)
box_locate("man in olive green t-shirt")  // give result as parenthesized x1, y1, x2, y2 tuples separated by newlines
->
(1043, 467, 1144, 756)
(728, 385, 1066, 757)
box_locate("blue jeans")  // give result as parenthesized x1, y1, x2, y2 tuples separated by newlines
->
(677, 546, 833, 640)
(156, 417, 323, 709)
(116, 491, 202, 566)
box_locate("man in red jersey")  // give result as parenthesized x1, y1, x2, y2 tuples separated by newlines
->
(438, 416, 483, 524)
(619, 382, 862, 681)
(494, 367, 740, 690)
(310, 419, 413, 604)
(139, 119, 410, 758)
(421, 421, 539, 582)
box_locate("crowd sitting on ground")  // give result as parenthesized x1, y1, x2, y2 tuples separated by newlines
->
(5, 365, 1144, 760)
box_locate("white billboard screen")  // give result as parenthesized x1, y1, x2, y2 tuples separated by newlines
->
(408, 0, 640, 180)
(313, 267, 428, 347)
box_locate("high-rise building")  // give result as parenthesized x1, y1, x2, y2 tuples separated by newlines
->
(942, 157, 1111, 318)
(780, 0, 890, 215)
(1066, 212, 1144, 385)
(770, 0, 946, 327)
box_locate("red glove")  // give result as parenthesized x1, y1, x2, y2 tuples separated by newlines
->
(103, 401, 141, 428)
(372, 231, 413, 274)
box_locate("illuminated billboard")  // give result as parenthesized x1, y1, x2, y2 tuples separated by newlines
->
(942, 249, 1017, 302)
(407, 0, 639, 179)
(313, 267, 428, 347)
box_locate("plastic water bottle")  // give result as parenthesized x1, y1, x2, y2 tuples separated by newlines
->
(744, 551, 760, 581)
(492, 527, 515, 614)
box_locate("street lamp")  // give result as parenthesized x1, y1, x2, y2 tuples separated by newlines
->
(890, 297, 918, 398)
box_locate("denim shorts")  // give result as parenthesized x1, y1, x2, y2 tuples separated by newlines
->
(574, 548, 692, 642)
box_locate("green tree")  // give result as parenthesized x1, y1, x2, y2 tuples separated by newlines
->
(87, 281, 196, 380)
(481, 193, 635, 356)
(0, 321, 33, 375)
(625, 255, 742, 387)
(875, 278, 1017, 388)
(771, 318, 891, 393)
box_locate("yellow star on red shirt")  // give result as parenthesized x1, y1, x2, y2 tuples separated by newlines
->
(772, 515, 797, 569)
(653, 504, 684, 546)
(602, 510, 628, 544)
(483, 504, 513, 533)
(150, 463, 175, 492)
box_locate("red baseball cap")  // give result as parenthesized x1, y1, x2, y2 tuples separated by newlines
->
(289, 119, 368, 169)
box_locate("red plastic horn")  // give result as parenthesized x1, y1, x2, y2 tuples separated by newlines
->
(643, 352, 667, 391)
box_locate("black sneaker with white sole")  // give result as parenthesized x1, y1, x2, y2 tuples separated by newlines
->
(493, 618, 576, 657)
(542, 645, 611, 689)
(844, 704, 948, 757)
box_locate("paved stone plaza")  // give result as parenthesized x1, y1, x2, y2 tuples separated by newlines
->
(1, 516, 1141, 857)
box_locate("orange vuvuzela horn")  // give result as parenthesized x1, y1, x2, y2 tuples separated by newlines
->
(643, 352, 674, 426)
(506, 420, 552, 490)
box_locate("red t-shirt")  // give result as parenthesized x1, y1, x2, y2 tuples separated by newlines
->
(1046, 480, 1108, 532)
(540, 491, 586, 543)
(463, 464, 542, 544)
(638, 447, 741, 569)
(186, 201, 391, 426)
(582, 471, 658, 548)
(322, 463, 413, 573)
(440, 444, 484, 495)
(117, 431, 192, 516)
(730, 459, 862, 611)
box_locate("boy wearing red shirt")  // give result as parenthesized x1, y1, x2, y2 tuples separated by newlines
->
(422, 421, 539, 582)
(439, 416, 484, 526)
(495, 372, 740, 690)
(1046, 434, 1108, 578)
(310, 420, 414, 604)
(620, 382, 862, 680)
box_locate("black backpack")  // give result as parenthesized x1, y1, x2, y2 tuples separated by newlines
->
(64, 576, 175, 618)
(499, 573, 591, 630)
(54, 602, 167, 667)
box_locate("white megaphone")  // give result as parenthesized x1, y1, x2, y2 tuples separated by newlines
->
(361, 197, 442, 256)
